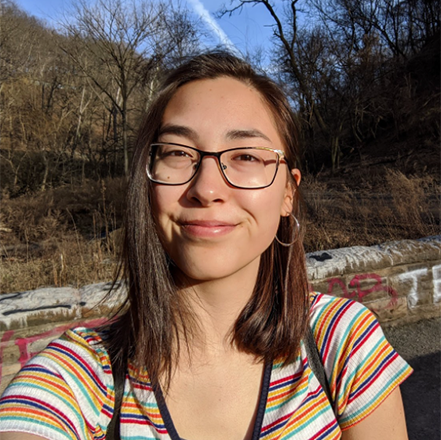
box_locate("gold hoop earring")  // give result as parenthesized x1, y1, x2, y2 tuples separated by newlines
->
(275, 213, 300, 247)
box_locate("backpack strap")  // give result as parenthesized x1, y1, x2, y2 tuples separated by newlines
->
(106, 356, 124, 440)
(304, 325, 333, 409)
(105, 323, 127, 440)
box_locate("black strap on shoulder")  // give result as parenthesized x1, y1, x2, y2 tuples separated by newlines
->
(304, 325, 333, 409)
(106, 356, 124, 440)
(105, 324, 127, 440)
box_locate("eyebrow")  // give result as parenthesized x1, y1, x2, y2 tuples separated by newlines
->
(226, 129, 271, 143)
(158, 124, 199, 141)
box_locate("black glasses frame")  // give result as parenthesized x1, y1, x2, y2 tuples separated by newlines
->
(146, 142, 287, 189)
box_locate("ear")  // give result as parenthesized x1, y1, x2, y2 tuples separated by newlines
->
(281, 168, 301, 216)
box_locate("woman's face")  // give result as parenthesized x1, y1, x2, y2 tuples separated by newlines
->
(151, 77, 301, 283)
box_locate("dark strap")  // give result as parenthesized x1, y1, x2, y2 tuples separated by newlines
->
(105, 325, 127, 440)
(106, 355, 125, 440)
(304, 325, 333, 409)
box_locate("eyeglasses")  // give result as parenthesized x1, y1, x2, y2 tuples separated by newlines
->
(146, 143, 286, 189)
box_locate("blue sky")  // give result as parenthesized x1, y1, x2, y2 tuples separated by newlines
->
(13, 0, 276, 59)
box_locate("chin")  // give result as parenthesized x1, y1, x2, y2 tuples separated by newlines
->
(176, 265, 235, 283)
(172, 253, 262, 286)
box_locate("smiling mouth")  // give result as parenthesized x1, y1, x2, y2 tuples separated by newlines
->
(179, 220, 237, 238)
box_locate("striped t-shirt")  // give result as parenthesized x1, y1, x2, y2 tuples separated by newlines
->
(0, 293, 412, 439)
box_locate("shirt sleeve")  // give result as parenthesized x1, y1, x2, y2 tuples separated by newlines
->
(0, 328, 113, 440)
(310, 293, 413, 430)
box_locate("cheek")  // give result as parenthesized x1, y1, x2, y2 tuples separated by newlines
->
(150, 187, 180, 237)
(246, 185, 286, 235)
(151, 187, 165, 216)
(152, 186, 181, 215)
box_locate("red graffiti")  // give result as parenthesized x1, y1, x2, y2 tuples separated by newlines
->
(327, 273, 398, 306)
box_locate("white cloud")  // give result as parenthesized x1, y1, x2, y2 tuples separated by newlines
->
(187, 0, 239, 53)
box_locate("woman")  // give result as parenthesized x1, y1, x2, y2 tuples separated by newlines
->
(0, 52, 411, 440)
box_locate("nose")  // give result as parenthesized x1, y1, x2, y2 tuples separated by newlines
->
(186, 155, 229, 205)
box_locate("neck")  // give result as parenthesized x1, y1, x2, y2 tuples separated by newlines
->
(176, 260, 260, 352)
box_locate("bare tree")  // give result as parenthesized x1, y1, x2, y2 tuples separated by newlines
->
(306, 0, 440, 166)
(220, 1, 341, 169)
(310, 0, 440, 60)
(60, 0, 200, 176)
(221, 0, 439, 172)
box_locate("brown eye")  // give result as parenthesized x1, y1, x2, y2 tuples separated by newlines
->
(233, 154, 259, 162)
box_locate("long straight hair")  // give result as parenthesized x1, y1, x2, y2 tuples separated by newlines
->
(107, 51, 310, 387)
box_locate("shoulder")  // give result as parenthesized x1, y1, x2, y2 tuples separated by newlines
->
(308, 292, 412, 430)
(308, 291, 395, 376)
(0, 326, 113, 439)
(37, 326, 112, 378)
(60, 325, 110, 361)
(309, 291, 380, 353)
(309, 290, 373, 323)
(2, 325, 112, 397)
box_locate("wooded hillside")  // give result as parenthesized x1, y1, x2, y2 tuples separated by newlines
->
(1, 0, 439, 193)
(1, 0, 202, 193)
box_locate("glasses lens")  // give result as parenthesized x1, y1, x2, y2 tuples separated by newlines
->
(148, 144, 199, 184)
(221, 148, 279, 188)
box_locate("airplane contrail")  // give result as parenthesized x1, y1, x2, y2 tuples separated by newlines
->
(187, 0, 240, 53)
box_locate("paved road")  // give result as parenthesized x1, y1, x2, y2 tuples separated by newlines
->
(383, 317, 441, 440)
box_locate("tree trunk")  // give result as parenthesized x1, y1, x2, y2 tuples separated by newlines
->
(41, 152, 49, 191)
(122, 99, 129, 176)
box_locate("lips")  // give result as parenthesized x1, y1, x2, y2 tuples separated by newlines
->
(178, 219, 237, 238)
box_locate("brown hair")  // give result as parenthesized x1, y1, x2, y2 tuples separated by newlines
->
(108, 51, 310, 387)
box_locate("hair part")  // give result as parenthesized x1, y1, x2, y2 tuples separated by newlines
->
(107, 51, 310, 387)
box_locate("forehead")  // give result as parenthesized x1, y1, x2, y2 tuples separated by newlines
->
(161, 77, 282, 143)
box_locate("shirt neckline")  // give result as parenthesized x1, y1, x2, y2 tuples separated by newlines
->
(153, 361, 273, 440)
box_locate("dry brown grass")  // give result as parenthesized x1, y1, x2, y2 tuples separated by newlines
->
(0, 235, 118, 293)
(0, 178, 125, 293)
(0, 170, 439, 293)
(303, 169, 439, 252)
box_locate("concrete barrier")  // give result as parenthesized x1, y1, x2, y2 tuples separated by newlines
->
(1, 236, 440, 393)
(307, 236, 441, 323)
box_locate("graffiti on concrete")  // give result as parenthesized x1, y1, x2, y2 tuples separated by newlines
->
(327, 265, 441, 309)
(327, 273, 398, 306)
(431, 264, 441, 304)
(397, 268, 428, 307)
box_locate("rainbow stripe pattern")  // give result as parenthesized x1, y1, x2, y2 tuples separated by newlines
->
(0, 293, 412, 439)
